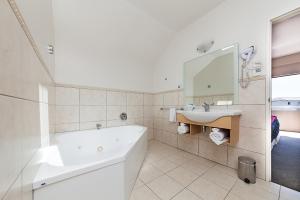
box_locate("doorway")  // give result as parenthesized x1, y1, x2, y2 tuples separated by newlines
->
(271, 13, 300, 191)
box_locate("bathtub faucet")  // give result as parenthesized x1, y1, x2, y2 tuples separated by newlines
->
(96, 123, 102, 129)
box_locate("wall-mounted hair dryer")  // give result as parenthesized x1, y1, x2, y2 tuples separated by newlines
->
(240, 46, 255, 63)
(240, 46, 255, 89)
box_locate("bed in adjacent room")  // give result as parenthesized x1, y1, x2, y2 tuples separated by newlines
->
(271, 115, 280, 149)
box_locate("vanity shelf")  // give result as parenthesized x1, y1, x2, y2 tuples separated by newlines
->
(176, 113, 240, 145)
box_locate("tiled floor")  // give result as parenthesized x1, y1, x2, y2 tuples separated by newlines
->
(130, 140, 300, 200)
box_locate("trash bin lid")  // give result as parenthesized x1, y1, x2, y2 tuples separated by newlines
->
(238, 156, 256, 165)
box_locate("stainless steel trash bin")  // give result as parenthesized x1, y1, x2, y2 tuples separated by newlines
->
(238, 156, 256, 184)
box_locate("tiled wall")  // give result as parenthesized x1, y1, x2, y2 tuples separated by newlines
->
(54, 85, 154, 140)
(55, 79, 266, 179)
(153, 79, 267, 179)
(0, 0, 55, 199)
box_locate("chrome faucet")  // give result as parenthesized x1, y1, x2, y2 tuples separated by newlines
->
(96, 123, 102, 130)
(202, 102, 210, 112)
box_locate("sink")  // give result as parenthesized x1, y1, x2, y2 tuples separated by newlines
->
(177, 110, 241, 123)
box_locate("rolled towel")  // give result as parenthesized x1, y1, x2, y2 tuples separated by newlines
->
(211, 128, 220, 132)
(210, 130, 228, 141)
(169, 108, 177, 122)
(177, 123, 189, 134)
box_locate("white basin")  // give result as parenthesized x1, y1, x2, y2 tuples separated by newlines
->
(177, 110, 241, 123)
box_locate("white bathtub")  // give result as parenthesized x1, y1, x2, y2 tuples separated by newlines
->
(33, 125, 148, 200)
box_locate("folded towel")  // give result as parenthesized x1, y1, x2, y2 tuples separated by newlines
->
(177, 123, 189, 134)
(209, 134, 228, 145)
(210, 130, 228, 141)
(169, 108, 177, 122)
(211, 128, 220, 132)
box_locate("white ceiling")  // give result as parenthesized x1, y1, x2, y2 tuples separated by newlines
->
(53, 0, 224, 91)
(127, 0, 225, 31)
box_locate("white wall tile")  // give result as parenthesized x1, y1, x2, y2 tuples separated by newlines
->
(178, 134, 199, 155)
(147, 128, 154, 140)
(163, 131, 178, 147)
(56, 106, 79, 123)
(154, 129, 164, 142)
(234, 127, 266, 154)
(107, 106, 126, 120)
(144, 118, 154, 128)
(178, 91, 185, 106)
(144, 94, 153, 106)
(80, 106, 106, 122)
(198, 140, 228, 165)
(239, 80, 265, 105)
(163, 121, 178, 133)
(127, 93, 143, 106)
(0, 97, 23, 199)
(80, 89, 106, 105)
(127, 106, 143, 119)
(231, 105, 266, 129)
(107, 120, 127, 128)
(56, 87, 79, 106)
(163, 92, 179, 106)
(55, 123, 79, 133)
(144, 106, 154, 119)
(107, 91, 126, 105)
(127, 118, 144, 126)
(154, 94, 164, 106)
(0, 1, 55, 199)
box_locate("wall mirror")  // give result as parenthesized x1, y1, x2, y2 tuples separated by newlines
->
(183, 44, 239, 106)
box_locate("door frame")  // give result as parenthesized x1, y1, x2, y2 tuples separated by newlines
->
(265, 7, 300, 182)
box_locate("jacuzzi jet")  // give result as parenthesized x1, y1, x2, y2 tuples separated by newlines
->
(97, 146, 103, 152)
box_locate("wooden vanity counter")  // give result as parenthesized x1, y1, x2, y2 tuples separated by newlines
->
(176, 113, 240, 145)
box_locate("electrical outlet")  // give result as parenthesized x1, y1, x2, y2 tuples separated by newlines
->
(252, 62, 263, 76)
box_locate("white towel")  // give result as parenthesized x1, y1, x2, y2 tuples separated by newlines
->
(209, 133, 228, 145)
(169, 108, 177, 122)
(177, 123, 189, 134)
(211, 128, 220, 132)
(210, 130, 228, 141)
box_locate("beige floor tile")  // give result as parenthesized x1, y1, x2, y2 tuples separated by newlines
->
(133, 178, 144, 189)
(181, 159, 212, 175)
(172, 189, 203, 200)
(230, 179, 279, 200)
(193, 156, 217, 167)
(225, 193, 242, 200)
(202, 167, 237, 190)
(151, 159, 178, 173)
(138, 163, 164, 183)
(143, 139, 300, 200)
(212, 164, 238, 178)
(167, 167, 199, 187)
(147, 175, 184, 200)
(130, 185, 160, 200)
(188, 177, 228, 200)
(145, 152, 167, 164)
(167, 154, 191, 165)
(179, 151, 200, 160)
(280, 186, 300, 200)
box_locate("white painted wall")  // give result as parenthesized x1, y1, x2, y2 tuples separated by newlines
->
(153, 0, 300, 92)
(15, 0, 55, 77)
(52, 0, 174, 92)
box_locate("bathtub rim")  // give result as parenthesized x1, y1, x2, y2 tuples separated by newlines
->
(32, 125, 147, 190)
